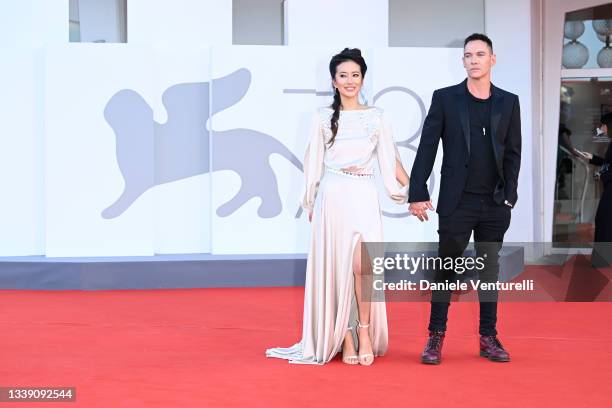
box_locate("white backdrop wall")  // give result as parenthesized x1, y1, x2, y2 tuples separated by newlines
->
(128, 0, 232, 47)
(485, 0, 535, 243)
(41, 44, 463, 256)
(209, 46, 329, 255)
(370, 47, 466, 243)
(1, 0, 67, 47)
(209, 47, 465, 254)
(1, 0, 539, 257)
(0, 0, 67, 256)
(43, 44, 214, 256)
(150, 48, 212, 254)
(44, 44, 157, 256)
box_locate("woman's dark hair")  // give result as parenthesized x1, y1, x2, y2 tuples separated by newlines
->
(328, 48, 367, 146)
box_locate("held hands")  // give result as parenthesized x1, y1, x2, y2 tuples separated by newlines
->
(308, 211, 313, 222)
(575, 149, 593, 160)
(409, 201, 435, 222)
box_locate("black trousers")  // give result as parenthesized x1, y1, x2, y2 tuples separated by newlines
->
(594, 187, 612, 242)
(593, 186, 612, 267)
(428, 191, 511, 336)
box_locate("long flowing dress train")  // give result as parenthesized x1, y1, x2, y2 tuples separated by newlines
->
(266, 107, 408, 364)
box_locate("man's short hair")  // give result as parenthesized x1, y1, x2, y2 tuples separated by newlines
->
(464, 33, 493, 52)
(601, 112, 612, 127)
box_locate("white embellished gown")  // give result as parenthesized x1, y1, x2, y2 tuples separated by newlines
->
(266, 107, 408, 364)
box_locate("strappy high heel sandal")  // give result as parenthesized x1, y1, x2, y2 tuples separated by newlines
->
(342, 326, 359, 365)
(357, 320, 374, 366)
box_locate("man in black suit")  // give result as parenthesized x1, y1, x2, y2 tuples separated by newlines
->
(408, 33, 521, 364)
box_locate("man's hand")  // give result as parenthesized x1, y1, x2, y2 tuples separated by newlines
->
(409, 201, 435, 222)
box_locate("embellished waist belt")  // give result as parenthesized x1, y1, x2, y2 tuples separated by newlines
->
(325, 167, 374, 179)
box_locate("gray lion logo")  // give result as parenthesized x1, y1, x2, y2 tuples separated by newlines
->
(102, 69, 303, 219)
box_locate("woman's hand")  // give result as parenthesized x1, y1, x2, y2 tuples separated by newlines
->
(341, 165, 361, 174)
(309, 211, 313, 222)
(575, 149, 593, 160)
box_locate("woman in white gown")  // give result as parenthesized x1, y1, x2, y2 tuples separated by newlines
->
(266, 48, 409, 365)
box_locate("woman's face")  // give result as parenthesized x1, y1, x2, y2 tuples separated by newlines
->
(332, 60, 363, 100)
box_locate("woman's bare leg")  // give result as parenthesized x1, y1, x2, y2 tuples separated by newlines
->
(353, 237, 374, 363)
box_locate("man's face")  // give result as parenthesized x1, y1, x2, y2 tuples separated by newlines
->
(463, 40, 496, 79)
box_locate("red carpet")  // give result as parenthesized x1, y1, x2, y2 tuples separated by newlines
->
(1, 286, 611, 407)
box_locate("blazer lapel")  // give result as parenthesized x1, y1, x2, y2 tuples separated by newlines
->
(490, 85, 503, 146)
(455, 80, 470, 155)
(490, 84, 504, 173)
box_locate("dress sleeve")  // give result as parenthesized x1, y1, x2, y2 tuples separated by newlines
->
(302, 112, 326, 212)
(376, 112, 409, 204)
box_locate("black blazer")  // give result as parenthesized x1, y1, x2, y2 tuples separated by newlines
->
(408, 79, 522, 216)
